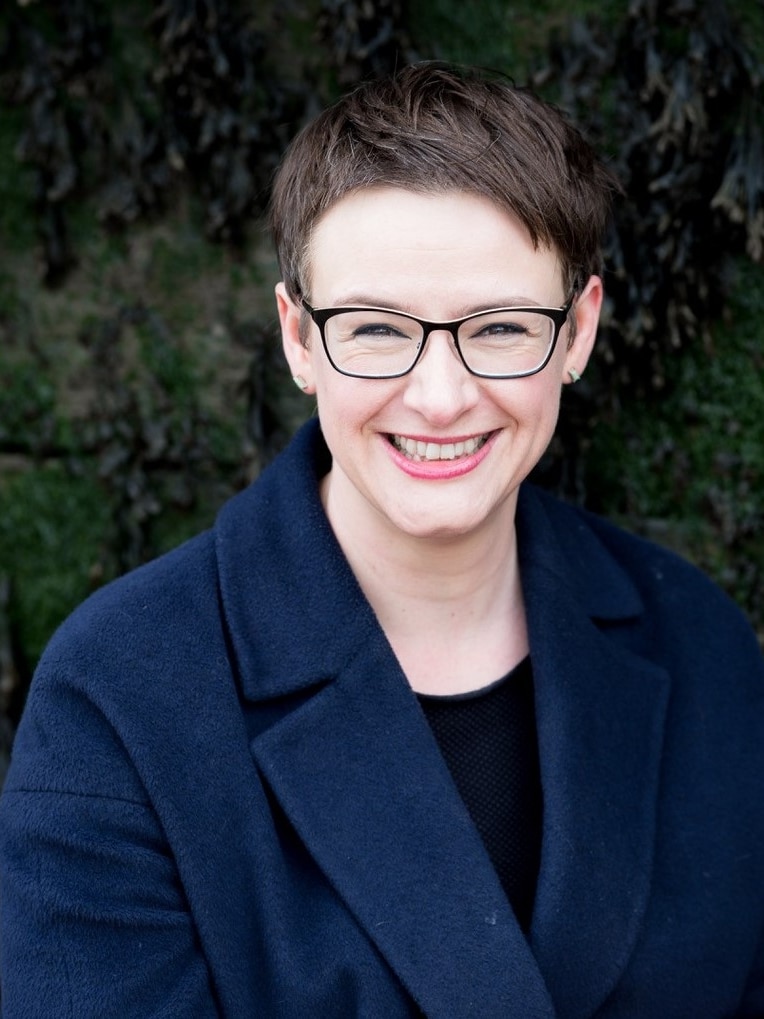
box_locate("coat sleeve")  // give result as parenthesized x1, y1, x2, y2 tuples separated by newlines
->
(0, 670, 221, 1018)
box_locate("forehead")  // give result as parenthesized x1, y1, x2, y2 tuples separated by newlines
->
(306, 187, 563, 314)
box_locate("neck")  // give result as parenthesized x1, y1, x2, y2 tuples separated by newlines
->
(321, 472, 529, 694)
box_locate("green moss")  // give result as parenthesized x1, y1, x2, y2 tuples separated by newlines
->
(0, 360, 57, 445)
(0, 270, 23, 319)
(408, 0, 626, 78)
(0, 465, 114, 665)
(145, 230, 232, 326)
(738, 0, 764, 61)
(147, 475, 235, 557)
(134, 319, 198, 401)
(0, 109, 36, 253)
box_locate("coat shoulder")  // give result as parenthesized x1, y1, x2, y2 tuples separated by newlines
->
(526, 484, 763, 669)
(7, 529, 230, 798)
(39, 529, 219, 682)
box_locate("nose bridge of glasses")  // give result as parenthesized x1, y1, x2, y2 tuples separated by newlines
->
(408, 322, 477, 395)
(417, 320, 464, 362)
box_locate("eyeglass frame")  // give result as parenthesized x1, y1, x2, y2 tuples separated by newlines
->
(300, 298, 575, 380)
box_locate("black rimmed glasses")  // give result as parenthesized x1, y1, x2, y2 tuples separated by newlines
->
(301, 299, 574, 380)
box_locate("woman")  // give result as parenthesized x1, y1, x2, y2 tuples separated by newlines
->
(2, 63, 763, 1018)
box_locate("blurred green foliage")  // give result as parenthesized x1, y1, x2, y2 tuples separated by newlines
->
(588, 256, 764, 618)
(408, 0, 626, 71)
(0, 0, 762, 777)
(0, 465, 112, 670)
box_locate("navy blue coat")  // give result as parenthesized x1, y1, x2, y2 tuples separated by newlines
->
(2, 419, 764, 1017)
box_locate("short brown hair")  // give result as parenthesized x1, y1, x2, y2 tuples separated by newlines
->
(269, 62, 619, 302)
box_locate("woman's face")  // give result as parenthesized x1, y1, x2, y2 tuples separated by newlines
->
(278, 187, 602, 545)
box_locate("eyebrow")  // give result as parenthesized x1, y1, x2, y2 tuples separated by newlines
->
(318, 294, 557, 314)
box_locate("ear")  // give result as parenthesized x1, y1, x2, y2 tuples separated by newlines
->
(275, 282, 316, 393)
(563, 274, 603, 384)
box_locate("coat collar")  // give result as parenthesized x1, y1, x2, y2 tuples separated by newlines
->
(216, 419, 378, 701)
(215, 420, 669, 1018)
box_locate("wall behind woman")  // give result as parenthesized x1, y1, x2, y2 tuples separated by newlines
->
(0, 0, 762, 781)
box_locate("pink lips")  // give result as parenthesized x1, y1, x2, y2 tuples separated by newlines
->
(386, 431, 497, 479)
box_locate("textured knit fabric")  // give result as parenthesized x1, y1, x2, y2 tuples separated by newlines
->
(1, 418, 764, 1019)
(418, 657, 542, 932)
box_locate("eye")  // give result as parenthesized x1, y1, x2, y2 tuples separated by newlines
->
(462, 310, 550, 346)
(466, 317, 532, 343)
(330, 310, 420, 347)
(473, 319, 528, 338)
(352, 322, 409, 339)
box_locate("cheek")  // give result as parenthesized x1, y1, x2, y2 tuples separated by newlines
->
(315, 370, 402, 425)
(314, 379, 375, 440)
(488, 375, 562, 426)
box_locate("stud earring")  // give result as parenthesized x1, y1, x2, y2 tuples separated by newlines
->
(568, 368, 582, 384)
(292, 375, 308, 391)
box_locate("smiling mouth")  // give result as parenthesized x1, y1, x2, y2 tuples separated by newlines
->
(390, 433, 490, 462)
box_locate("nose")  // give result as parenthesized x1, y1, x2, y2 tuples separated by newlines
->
(402, 329, 479, 423)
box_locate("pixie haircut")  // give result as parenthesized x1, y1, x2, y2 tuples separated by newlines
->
(269, 62, 619, 303)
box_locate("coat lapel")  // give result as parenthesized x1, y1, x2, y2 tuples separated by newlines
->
(250, 632, 556, 1017)
(517, 487, 670, 1018)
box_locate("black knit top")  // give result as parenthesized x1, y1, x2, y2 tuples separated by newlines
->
(417, 657, 543, 933)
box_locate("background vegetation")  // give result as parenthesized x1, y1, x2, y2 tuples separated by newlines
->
(1, 0, 762, 779)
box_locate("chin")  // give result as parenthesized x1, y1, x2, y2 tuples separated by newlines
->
(385, 504, 497, 543)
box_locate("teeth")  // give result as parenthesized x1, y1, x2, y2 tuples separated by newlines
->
(391, 434, 488, 461)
